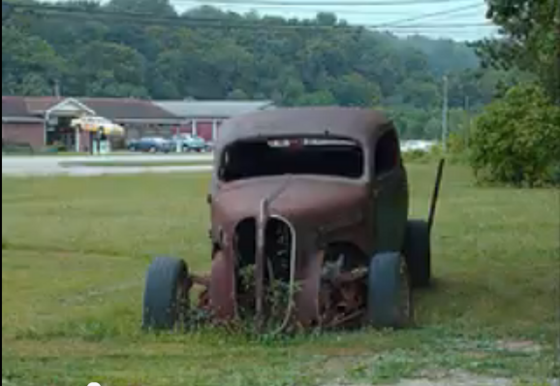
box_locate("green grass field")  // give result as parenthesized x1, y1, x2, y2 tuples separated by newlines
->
(2, 163, 559, 386)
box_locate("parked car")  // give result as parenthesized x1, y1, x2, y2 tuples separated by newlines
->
(128, 137, 173, 153)
(171, 134, 209, 152)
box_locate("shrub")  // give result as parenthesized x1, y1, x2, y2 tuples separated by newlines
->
(469, 84, 560, 187)
(402, 149, 431, 163)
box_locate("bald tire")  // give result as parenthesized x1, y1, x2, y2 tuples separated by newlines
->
(142, 256, 189, 331)
(367, 252, 413, 329)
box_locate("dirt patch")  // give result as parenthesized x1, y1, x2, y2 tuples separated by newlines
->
(388, 371, 513, 386)
(322, 370, 558, 386)
(494, 339, 543, 354)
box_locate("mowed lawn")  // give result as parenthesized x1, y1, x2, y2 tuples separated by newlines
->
(2, 163, 559, 386)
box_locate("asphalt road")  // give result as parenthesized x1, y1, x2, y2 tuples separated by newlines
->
(2, 154, 214, 177)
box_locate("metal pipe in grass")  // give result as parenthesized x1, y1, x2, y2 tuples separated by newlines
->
(428, 157, 445, 235)
(255, 198, 269, 332)
(270, 214, 298, 337)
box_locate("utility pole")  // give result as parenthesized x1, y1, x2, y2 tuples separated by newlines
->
(554, 1, 560, 380)
(556, 1, 560, 108)
(464, 95, 470, 149)
(442, 75, 449, 153)
(53, 80, 61, 99)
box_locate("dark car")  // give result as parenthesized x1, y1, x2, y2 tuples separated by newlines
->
(142, 107, 445, 334)
(128, 137, 173, 153)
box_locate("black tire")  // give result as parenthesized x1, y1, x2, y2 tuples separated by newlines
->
(142, 256, 190, 331)
(366, 252, 413, 329)
(403, 220, 431, 288)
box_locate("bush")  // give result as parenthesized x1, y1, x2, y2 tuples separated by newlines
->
(2, 139, 34, 155)
(447, 132, 467, 155)
(469, 84, 560, 187)
(402, 149, 432, 163)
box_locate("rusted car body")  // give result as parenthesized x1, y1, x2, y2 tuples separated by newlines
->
(143, 107, 444, 333)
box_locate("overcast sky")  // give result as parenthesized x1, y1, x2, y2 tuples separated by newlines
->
(43, 0, 499, 42)
(175, 0, 499, 41)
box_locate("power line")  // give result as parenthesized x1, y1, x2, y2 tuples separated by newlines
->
(187, 3, 484, 18)
(174, 0, 489, 32)
(176, 0, 485, 22)
(4, 2, 493, 31)
(182, 0, 479, 6)
(9, 13, 493, 32)
(377, 2, 483, 27)
(17, 15, 492, 32)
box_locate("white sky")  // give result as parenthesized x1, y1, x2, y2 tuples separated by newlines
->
(43, 0, 499, 42)
(175, 0, 499, 41)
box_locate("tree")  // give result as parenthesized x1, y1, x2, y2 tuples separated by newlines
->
(470, 84, 560, 187)
(475, 0, 560, 101)
(70, 41, 148, 97)
(297, 90, 337, 106)
(400, 78, 439, 109)
(227, 89, 249, 100)
(330, 73, 381, 107)
(106, 0, 176, 16)
(2, 26, 64, 95)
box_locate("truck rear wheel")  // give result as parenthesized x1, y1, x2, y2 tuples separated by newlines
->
(142, 256, 190, 331)
(404, 220, 432, 288)
(366, 252, 413, 329)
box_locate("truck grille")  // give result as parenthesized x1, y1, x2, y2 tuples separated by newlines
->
(265, 217, 293, 283)
(234, 217, 294, 282)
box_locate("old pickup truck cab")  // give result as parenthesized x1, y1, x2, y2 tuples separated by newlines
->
(143, 107, 443, 333)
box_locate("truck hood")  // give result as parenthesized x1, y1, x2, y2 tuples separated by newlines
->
(212, 176, 368, 230)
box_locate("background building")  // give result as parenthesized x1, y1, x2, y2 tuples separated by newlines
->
(155, 100, 275, 142)
(2, 96, 275, 151)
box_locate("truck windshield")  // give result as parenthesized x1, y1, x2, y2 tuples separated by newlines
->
(219, 137, 364, 182)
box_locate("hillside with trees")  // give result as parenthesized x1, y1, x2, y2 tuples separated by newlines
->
(2, 0, 522, 139)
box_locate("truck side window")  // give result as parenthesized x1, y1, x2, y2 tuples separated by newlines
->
(374, 129, 400, 177)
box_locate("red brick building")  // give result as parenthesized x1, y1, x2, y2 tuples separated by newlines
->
(2, 96, 181, 152)
(2, 96, 46, 150)
(155, 100, 275, 142)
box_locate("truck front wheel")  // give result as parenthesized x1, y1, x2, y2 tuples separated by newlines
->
(366, 252, 413, 329)
(142, 256, 190, 331)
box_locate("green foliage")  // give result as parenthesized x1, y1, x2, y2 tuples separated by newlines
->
(70, 41, 149, 98)
(2, 25, 64, 95)
(447, 131, 468, 156)
(470, 84, 560, 187)
(106, 0, 177, 16)
(474, 0, 560, 101)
